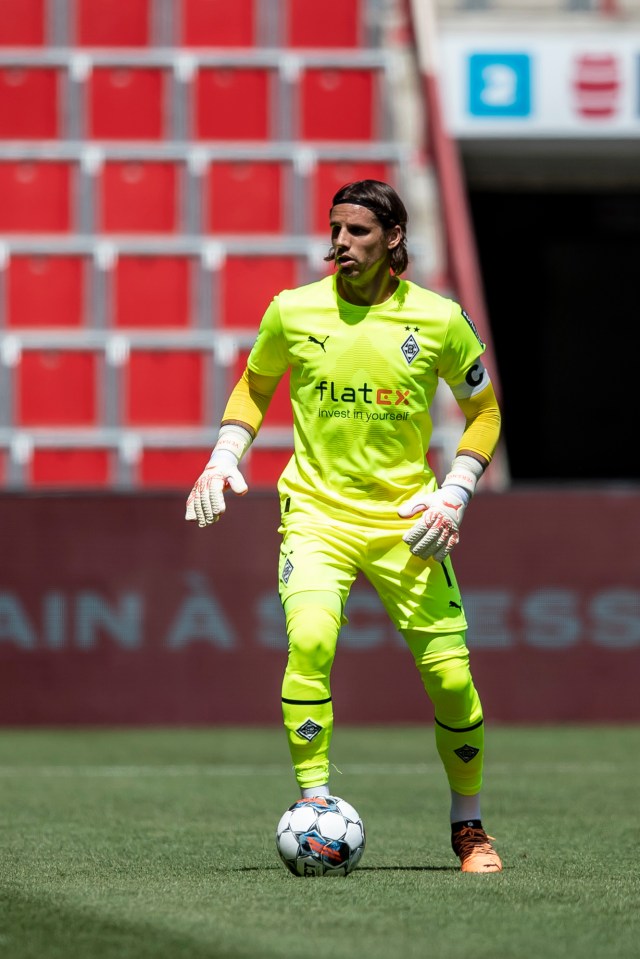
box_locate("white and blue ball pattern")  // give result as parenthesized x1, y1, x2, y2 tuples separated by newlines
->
(275, 796, 366, 877)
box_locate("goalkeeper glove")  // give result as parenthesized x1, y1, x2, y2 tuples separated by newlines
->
(185, 424, 251, 527)
(397, 455, 485, 561)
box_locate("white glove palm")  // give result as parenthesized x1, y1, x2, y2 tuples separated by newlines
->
(397, 488, 467, 561)
(185, 424, 251, 527)
(397, 455, 485, 562)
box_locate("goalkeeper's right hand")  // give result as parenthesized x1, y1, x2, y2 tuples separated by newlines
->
(185, 424, 251, 526)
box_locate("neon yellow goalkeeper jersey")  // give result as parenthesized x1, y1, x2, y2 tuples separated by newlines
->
(247, 274, 486, 523)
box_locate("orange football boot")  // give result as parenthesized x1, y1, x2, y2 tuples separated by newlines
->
(452, 824, 503, 873)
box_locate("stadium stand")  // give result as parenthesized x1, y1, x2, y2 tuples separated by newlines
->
(0, 0, 479, 490)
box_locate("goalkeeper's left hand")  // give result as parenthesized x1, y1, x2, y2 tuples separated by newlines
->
(397, 488, 467, 561)
(397, 455, 485, 561)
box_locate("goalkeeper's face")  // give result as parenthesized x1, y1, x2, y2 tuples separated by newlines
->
(329, 204, 401, 288)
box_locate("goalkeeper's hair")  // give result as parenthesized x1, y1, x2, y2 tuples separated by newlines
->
(325, 179, 409, 276)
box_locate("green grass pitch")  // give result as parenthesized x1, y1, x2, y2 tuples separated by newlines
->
(0, 725, 638, 959)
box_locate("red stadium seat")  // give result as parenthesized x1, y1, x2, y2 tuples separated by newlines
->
(17, 350, 100, 426)
(245, 448, 293, 488)
(138, 448, 211, 488)
(194, 67, 272, 141)
(75, 0, 151, 47)
(88, 67, 166, 140)
(206, 161, 285, 234)
(123, 350, 206, 426)
(311, 159, 395, 233)
(0, 67, 60, 139)
(7, 254, 86, 328)
(30, 449, 111, 487)
(0, 0, 45, 46)
(300, 68, 378, 141)
(285, 0, 361, 48)
(114, 255, 193, 328)
(232, 349, 292, 427)
(181, 0, 256, 47)
(0, 160, 73, 233)
(220, 255, 298, 328)
(97, 161, 179, 233)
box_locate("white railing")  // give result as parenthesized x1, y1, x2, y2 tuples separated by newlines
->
(435, 0, 640, 15)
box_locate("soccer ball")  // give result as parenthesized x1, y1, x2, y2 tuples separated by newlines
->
(275, 795, 366, 877)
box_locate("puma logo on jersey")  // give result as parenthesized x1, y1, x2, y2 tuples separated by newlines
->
(308, 335, 329, 352)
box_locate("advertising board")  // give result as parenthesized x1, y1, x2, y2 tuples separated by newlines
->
(439, 31, 640, 136)
(1, 490, 638, 724)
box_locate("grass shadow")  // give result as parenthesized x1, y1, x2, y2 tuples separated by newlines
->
(0, 888, 235, 959)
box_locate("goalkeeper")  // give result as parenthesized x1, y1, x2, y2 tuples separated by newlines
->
(186, 180, 503, 874)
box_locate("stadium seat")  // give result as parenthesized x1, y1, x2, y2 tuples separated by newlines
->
(138, 448, 211, 488)
(0, 0, 45, 46)
(17, 349, 100, 426)
(206, 161, 286, 233)
(245, 448, 293, 488)
(181, 0, 256, 47)
(0, 160, 73, 233)
(75, 0, 151, 47)
(30, 449, 111, 487)
(285, 0, 361, 48)
(123, 349, 206, 426)
(194, 67, 273, 141)
(0, 67, 60, 139)
(300, 68, 379, 141)
(7, 254, 86, 327)
(113, 255, 193, 328)
(311, 159, 396, 233)
(220, 255, 299, 328)
(232, 349, 292, 427)
(97, 161, 180, 233)
(87, 67, 167, 141)
(0, 0, 418, 495)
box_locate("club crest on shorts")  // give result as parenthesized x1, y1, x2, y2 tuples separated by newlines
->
(281, 558, 294, 584)
(296, 719, 323, 742)
(454, 743, 480, 763)
(401, 334, 419, 364)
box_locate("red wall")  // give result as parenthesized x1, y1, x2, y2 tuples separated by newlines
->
(1, 489, 638, 724)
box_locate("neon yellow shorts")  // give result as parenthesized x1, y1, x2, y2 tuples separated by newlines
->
(278, 511, 468, 634)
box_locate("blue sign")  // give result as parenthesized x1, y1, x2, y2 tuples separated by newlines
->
(468, 53, 532, 117)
